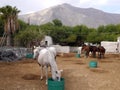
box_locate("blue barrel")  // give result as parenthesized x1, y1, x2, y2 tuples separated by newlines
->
(48, 78, 64, 90)
(89, 61, 97, 68)
(76, 54, 80, 58)
(26, 53, 33, 58)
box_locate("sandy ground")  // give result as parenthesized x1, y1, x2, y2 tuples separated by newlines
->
(0, 53, 120, 90)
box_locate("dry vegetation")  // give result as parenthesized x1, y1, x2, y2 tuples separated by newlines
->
(0, 53, 120, 90)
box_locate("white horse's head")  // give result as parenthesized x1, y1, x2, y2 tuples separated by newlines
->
(52, 70, 63, 81)
(33, 46, 42, 60)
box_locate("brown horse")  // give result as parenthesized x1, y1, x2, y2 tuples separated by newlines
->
(81, 44, 105, 58)
(97, 46, 105, 59)
(81, 44, 90, 58)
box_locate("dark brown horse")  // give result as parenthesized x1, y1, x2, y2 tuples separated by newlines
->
(97, 46, 105, 59)
(89, 46, 98, 58)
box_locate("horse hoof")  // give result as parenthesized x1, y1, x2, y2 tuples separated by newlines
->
(46, 81, 48, 85)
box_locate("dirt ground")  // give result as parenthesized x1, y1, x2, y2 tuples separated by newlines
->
(0, 53, 120, 90)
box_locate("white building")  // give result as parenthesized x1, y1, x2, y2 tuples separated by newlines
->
(40, 35, 53, 46)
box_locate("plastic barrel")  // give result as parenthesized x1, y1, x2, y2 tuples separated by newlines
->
(89, 61, 97, 68)
(48, 78, 64, 90)
(76, 54, 80, 58)
(26, 53, 33, 58)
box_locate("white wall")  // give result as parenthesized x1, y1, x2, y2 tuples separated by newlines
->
(52, 45, 70, 53)
(117, 37, 120, 53)
(101, 41, 118, 53)
(52, 45, 82, 53)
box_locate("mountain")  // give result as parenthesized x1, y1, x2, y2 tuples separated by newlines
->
(18, 3, 120, 28)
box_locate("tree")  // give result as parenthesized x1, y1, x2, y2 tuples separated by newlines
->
(0, 5, 20, 46)
(0, 17, 4, 37)
(14, 26, 44, 47)
(52, 19, 62, 26)
(87, 30, 99, 43)
(97, 25, 105, 33)
(73, 25, 89, 45)
(18, 19, 28, 31)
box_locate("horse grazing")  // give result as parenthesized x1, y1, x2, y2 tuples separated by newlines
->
(81, 44, 90, 58)
(81, 44, 98, 58)
(97, 46, 105, 59)
(33, 46, 62, 84)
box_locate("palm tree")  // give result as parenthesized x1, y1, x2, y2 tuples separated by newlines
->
(0, 5, 20, 46)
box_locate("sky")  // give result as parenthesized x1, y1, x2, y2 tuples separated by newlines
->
(0, 0, 120, 15)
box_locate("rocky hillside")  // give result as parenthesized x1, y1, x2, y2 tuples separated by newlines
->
(19, 3, 120, 28)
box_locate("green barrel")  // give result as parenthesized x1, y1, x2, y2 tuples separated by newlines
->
(26, 53, 33, 58)
(48, 78, 65, 90)
(89, 61, 97, 68)
(76, 53, 80, 58)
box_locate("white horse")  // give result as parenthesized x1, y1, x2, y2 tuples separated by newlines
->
(33, 46, 63, 84)
(33, 46, 57, 71)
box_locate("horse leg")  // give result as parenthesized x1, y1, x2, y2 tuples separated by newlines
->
(91, 52, 93, 57)
(102, 53, 104, 58)
(94, 52, 96, 58)
(93, 52, 96, 58)
(38, 63, 44, 80)
(85, 51, 88, 58)
(45, 66, 48, 85)
(40, 66, 44, 80)
(87, 52, 89, 58)
(100, 53, 102, 59)
(98, 53, 100, 58)
(84, 51, 86, 58)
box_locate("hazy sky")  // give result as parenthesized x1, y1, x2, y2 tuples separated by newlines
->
(0, 0, 120, 15)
